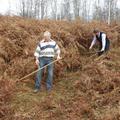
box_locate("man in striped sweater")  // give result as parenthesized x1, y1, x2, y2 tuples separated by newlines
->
(89, 29, 110, 56)
(34, 31, 61, 92)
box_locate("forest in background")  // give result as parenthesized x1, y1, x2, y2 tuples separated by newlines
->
(4, 0, 120, 24)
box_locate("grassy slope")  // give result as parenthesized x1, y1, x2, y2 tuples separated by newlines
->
(9, 47, 120, 120)
(11, 72, 82, 120)
(0, 16, 119, 120)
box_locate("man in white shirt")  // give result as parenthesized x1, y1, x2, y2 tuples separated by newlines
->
(34, 31, 61, 92)
(89, 29, 110, 56)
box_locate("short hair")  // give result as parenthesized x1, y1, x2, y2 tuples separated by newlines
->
(93, 29, 99, 33)
(44, 31, 51, 37)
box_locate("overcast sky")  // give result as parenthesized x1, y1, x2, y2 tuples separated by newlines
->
(0, 0, 18, 14)
(0, 0, 120, 15)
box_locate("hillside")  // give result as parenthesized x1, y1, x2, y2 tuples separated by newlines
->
(0, 16, 120, 120)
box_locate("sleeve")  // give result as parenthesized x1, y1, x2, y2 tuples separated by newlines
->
(54, 43, 60, 55)
(34, 45, 41, 57)
(101, 33, 106, 51)
(90, 36, 96, 49)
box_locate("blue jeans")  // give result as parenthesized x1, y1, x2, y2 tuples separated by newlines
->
(35, 57, 54, 90)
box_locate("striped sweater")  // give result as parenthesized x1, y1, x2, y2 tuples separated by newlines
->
(34, 39, 60, 58)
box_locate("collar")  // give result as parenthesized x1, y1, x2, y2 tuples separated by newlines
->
(42, 39, 52, 42)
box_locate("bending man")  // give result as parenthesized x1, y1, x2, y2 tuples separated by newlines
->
(89, 29, 110, 56)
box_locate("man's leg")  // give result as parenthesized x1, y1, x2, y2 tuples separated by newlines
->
(46, 59, 54, 91)
(35, 58, 44, 90)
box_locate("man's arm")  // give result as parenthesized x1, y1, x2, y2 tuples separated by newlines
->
(101, 33, 106, 51)
(54, 44, 61, 60)
(34, 45, 41, 65)
(89, 36, 96, 49)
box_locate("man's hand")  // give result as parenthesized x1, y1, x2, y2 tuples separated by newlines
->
(89, 46, 92, 50)
(57, 55, 62, 60)
(100, 49, 104, 52)
(35, 59, 39, 66)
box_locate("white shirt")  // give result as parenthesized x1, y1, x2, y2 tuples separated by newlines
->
(90, 32, 106, 51)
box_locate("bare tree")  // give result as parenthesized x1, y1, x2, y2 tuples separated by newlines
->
(17, 0, 120, 22)
(60, 0, 72, 20)
(19, 0, 26, 17)
(73, 0, 81, 18)
(93, 0, 103, 21)
(50, 0, 58, 20)
(93, 0, 119, 24)
(40, 0, 48, 19)
(41, 0, 45, 19)
(18, 0, 47, 19)
(82, 0, 88, 21)
(106, 0, 112, 24)
(5, 0, 12, 16)
(105, 0, 119, 24)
